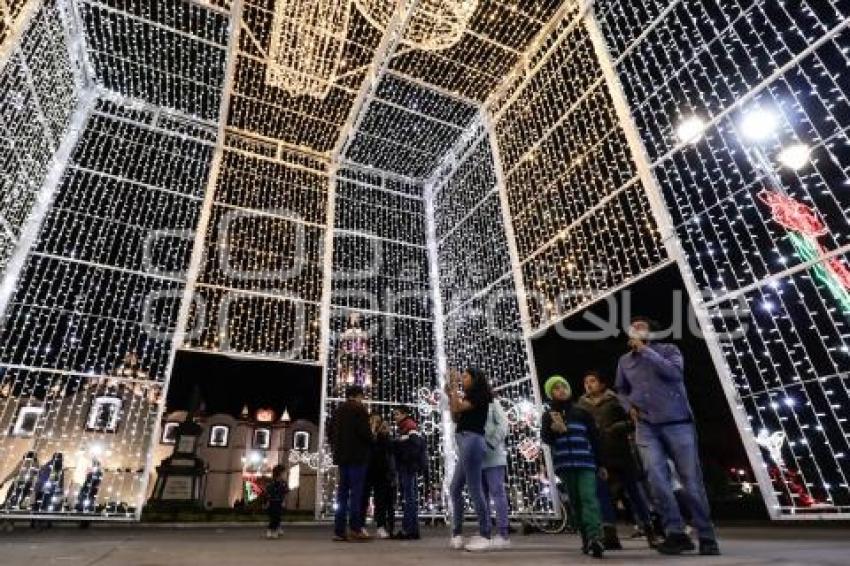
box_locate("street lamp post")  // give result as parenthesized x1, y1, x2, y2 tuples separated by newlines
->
(280, 408, 293, 508)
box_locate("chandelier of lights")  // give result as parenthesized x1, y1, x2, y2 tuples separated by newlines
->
(354, 0, 479, 51)
(265, 0, 350, 99)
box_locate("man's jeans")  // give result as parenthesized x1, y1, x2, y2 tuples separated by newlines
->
(636, 422, 716, 540)
(335, 464, 367, 537)
(450, 431, 490, 538)
(398, 470, 419, 536)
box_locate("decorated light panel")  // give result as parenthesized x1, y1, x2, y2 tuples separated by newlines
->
(491, 10, 668, 333)
(0, 97, 216, 517)
(595, 0, 850, 515)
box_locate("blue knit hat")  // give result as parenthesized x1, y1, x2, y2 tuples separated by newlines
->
(544, 375, 571, 400)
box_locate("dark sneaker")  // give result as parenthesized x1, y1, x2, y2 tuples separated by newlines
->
(645, 529, 661, 549)
(588, 539, 605, 559)
(679, 534, 696, 552)
(699, 539, 721, 555)
(656, 533, 695, 555)
(603, 525, 623, 550)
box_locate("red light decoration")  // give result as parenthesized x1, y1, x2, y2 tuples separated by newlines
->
(758, 189, 827, 237)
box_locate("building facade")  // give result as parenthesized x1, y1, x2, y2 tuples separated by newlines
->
(149, 409, 319, 511)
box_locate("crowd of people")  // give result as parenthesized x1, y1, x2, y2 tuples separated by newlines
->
(274, 316, 721, 557)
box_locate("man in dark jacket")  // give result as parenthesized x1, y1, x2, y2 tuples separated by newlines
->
(329, 385, 372, 542)
(578, 371, 655, 548)
(392, 406, 428, 540)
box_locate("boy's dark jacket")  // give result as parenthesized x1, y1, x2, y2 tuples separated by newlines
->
(541, 399, 601, 470)
(577, 389, 636, 471)
(393, 417, 429, 480)
(329, 399, 372, 466)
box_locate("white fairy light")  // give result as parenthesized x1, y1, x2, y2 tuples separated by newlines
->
(676, 116, 707, 144)
(777, 143, 812, 171)
(2, 0, 847, 523)
(740, 107, 779, 142)
(599, 0, 850, 516)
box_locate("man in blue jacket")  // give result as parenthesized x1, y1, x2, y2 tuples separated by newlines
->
(615, 317, 720, 556)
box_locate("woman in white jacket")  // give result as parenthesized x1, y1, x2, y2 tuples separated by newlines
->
(482, 399, 511, 549)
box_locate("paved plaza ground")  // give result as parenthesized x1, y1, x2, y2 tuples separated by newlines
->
(1, 523, 849, 565)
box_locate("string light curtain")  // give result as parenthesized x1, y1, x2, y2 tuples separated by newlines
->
(317, 160, 442, 516)
(490, 6, 668, 334)
(0, 96, 217, 517)
(0, 0, 77, 273)
(184, 143, 326, 361)
(433, 123, 553, 518)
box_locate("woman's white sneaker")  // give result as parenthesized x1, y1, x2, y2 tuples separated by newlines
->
(450, 536, 465, 550)
(490, 536, 511, 550)
(465, 535, 492, 552)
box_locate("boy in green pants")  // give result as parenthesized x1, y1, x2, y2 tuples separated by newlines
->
(541, 375, 605, 559)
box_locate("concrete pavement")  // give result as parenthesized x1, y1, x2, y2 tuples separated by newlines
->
(1, 524, 849, 565)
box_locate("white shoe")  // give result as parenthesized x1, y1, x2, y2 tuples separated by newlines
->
(465, 535, 491, 552)
(490, 536, 511, 550)
(265, 530, 276, 539)
(450, 535, 465, 550)
(376, 527, 389, 539)
(360, 528, 370, 537)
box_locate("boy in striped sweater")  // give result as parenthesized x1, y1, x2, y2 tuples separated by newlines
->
(541, 375, 605, 559)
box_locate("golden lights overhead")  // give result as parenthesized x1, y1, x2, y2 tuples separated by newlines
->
(265, 0, 351, 98)
(354, 0, 478, 52)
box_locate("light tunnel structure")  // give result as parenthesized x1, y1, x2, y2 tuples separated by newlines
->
(0, 0, 848, 521)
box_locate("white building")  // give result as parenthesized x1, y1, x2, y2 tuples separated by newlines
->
(149, 409, 319, 511)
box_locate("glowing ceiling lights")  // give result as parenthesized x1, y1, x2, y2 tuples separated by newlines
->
(675, 115, 706, 144)
(354, 0, 479, 51)
(777, 143, 812, 171)
(265, 0, 351, 99)
(740, 107, 779, 142)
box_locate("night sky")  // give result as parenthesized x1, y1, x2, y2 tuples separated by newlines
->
(167, 351, 322, 423)
(168, 264, 750, 477)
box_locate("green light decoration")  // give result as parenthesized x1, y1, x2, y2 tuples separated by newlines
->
(786, 232, 850, 314)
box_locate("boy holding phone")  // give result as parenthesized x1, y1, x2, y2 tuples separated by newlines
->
(541, 375, 606, 559)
